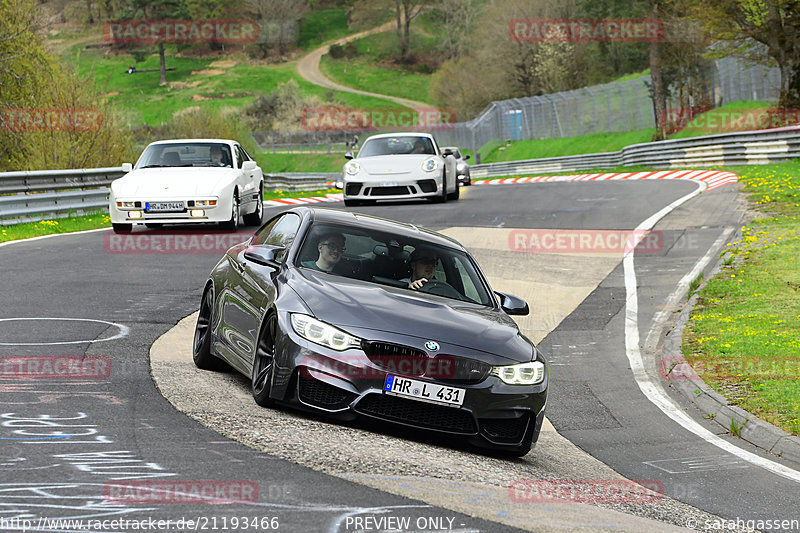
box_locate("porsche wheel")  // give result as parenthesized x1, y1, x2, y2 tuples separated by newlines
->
(221, 194, 240, 231)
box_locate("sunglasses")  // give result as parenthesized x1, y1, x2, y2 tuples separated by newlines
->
(321, 242, 345, 252)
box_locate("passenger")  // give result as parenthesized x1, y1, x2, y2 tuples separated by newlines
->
(404, 247, 439, 290)
(302, 232, 345, 274)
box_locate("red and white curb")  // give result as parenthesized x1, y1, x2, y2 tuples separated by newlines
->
(264, 193, 343, 207)
(473, 170, 738, 191)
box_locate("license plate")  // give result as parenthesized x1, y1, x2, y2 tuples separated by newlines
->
(145, 201, 184, 212)
(383, 375, 465, 407)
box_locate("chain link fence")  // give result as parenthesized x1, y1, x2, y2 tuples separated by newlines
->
(253, 55, 782, 161)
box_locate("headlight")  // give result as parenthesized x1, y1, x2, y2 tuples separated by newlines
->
(491, 361, 545, 385)
(194, 199, 217, 207)
(344, 161, 361, 176)
(422, 158, 439, 172)
(291, 314, 361, 351)
(117, 201, 136, 208)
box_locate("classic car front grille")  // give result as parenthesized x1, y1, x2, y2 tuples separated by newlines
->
(367, 186, 411, 196)
(355, 393, 477, 434)
(480, 415, 530, 443)
(297, 375, 356, 409)
(417, 180, 437, 193)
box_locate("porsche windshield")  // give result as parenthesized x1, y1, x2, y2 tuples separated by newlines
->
(357, 136, 436, 157)
(296, 224, 492, 306)
(136, 143, 233, 169)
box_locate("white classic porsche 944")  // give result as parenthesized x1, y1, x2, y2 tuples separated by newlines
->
(109, 139, 264, 233)
(341, 133, 460, 206)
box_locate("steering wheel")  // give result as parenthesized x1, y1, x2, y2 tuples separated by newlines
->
(418, 279, 463, 299)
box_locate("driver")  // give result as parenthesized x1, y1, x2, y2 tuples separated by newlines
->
(404, 247, 440, 290)
(302, 232, 345, 274)
(210, 145, 230, 167)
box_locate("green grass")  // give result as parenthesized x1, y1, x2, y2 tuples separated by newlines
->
(255, 153, 345, 173)
(0, 188, 339, 242)
(298, 9, 352, 51)
(0, 212, 111, 243)
(482, 129, 656, 163)
(64, 46, 404, 126)
(683, 161, 800, 436)
(319, 30, 436, 105)
(670, 101, 777, 139)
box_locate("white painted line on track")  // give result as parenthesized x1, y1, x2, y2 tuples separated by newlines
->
(0, 228, 109, 249)
(0, 317, 130, 346)
(622, 181, 800, 484)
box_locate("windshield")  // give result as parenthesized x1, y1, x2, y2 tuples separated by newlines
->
(358, 136, 436, 157)
(136, 142, 233, 169)
(296, 223, 492, 306)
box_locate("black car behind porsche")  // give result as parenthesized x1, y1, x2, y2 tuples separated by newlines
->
(193, 207, 548, 456)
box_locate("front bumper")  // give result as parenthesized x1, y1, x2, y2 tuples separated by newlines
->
(270, 316, 548, 452)
(342, 174, 443, 201)
(109, 196, 228, 225)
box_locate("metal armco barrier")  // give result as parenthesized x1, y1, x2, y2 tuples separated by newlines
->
(471, 126, 800, 178)
(0, 167, 337, 225)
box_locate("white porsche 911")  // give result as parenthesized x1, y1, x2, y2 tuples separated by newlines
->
(341, 133, 459, 206)
(109, 139, 264, 233)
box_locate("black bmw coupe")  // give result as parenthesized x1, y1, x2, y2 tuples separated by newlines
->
(193, 207, 547, 456)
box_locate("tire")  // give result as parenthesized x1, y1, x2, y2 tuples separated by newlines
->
(242, 185, 263, 226)
(343, 199, 360, 207)
(220, 193, 239, 231)
(431, 170, 448, 203)
(193, 287, 226, 371)
(112, 223, 132, 233)
(251, 313, 277, 407)
(145, 223, 163, 229)
(447, 176, 460, 200)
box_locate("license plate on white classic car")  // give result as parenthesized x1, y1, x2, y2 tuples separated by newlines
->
(145, 201, 184, 212)
(383, 375, 465, 407)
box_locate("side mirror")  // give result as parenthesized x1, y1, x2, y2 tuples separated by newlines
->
(442, 149, 453, 156)
(244, 244, 285, 268)
(121, 163, 133, 172)
(495, 291, 529, 316)
(464, 155, 471, 160)
(344, 152, 354, 160)
(242, 161, 258, 171)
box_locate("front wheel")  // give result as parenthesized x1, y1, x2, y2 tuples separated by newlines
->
(447, 176, 460, 200)
(220, 194, 239, 231)
(343, 199, 361, 207)
(431, 171, 448, 203)
(251, 313, 277, 407)
(112, 223, 132, 233)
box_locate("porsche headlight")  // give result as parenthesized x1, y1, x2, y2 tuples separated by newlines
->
(291, 314, 361, 351)
(422, 158, 439, 172)
(491, 361, 545, 385)
(344, 161, 361, 176)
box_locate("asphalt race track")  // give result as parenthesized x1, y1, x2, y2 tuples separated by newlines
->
(1, 179, 798, 532)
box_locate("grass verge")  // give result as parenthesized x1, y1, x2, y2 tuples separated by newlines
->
(682, 161, 800, 436)
(0, 189, 339, 243)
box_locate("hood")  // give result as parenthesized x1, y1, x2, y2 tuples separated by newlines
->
(356, 154, 439, 176)
(112, 167, 236, 196)
(287, 269, 533, 364)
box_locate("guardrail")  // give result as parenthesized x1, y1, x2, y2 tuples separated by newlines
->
(471, 126, 800, 178)
(0, 167, 337, 225)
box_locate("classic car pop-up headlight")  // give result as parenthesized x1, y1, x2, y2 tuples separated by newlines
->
(491, 361, 545, 385)
(422, 158, 439, 172)
(291, 314, 361, 351)
(344, 161, 361, 176)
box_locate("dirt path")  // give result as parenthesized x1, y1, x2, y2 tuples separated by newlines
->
(295, 21, 437, 114)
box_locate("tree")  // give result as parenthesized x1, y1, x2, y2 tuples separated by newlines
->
(395, 0, 424, 62)
(430, 0, 485, 60)
(649, 0, 668, 139)
(699, 0, 800, 110)
(117, 0, 189, 85)
(246, 0, 309, 57)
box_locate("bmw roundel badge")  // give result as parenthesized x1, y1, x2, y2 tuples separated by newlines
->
(424, 341, 439, 352)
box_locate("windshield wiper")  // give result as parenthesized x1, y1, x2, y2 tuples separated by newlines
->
(140, 164, 164, 168)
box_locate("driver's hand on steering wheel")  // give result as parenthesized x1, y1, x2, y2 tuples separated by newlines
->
(408, 278, 428, 290)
